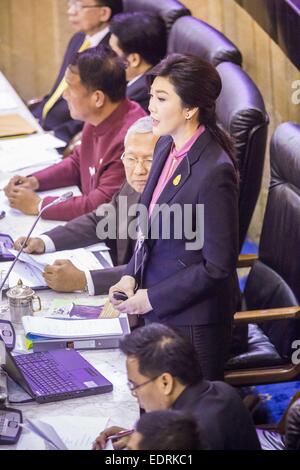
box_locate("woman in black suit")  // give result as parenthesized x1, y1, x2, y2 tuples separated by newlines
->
(109, 54, 240, 380)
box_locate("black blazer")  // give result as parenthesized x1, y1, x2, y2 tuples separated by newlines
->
(127, 74, 150, 113)
(44, 183, 139, 295)
(172, 381, 261, 450)
(31, 32, 110, 144)
(124, 130, 240, 326)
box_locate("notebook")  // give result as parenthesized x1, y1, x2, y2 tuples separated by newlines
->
(0, 114, 37, 138)
(4, 349, 113, 404)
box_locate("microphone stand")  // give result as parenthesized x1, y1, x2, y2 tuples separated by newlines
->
(0, 191, 73, 296)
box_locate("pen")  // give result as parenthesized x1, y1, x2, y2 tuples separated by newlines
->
(108, 429, 134, 442)
(0, 211, 6, 220)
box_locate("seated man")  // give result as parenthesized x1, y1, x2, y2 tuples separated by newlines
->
(14, 117, 157, 296)
(5, 47, 145, 221)
(127, 410, 207, 450)
(94, 323, 261, 451)
(30, 0, 123, 144)
(109, 12, 167, 112)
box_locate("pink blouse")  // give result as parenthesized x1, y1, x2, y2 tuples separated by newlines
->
(149, 125, 205, 217)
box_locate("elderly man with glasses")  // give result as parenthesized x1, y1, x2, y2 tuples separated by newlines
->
(28, 0, 123, 144)
(14, 117, 158, 297)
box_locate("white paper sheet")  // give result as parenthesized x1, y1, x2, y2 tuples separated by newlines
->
(18, 415, 109, 450)
(8, 246, 111, 272)
(0, 148, 60, 172)
(22, 316, 123, 338)
(0, 133, 66, 151)
(0, 92, 18, 110)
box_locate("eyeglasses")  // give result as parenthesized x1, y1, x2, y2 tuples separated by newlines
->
(121, 153, 153, 170)
(68, 1, 103, 12)
(127, 376, 159, 395)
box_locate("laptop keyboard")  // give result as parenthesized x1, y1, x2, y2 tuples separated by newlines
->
(14, 353, 80, 396)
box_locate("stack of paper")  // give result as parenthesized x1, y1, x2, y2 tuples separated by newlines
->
(0, 133, 66, 172)
(22, 316, 123, 339)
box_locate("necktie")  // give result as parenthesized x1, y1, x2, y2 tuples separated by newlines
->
(42, 39, 91, 120)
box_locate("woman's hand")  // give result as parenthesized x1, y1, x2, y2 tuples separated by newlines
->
(109, 276, 137, 306)
(114, 289, 153, 316)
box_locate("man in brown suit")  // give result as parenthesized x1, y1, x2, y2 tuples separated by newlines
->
(14, 117, 157, 296)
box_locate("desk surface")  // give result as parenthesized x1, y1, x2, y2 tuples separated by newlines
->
(0, 74, 139, 450)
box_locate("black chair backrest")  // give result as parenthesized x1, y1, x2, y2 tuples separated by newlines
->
(244, 260, 299, 359)
(285, 398, 300, 450)
(216, 62, 269, 248)
(123, 0, 190, 32)
(167, 16, 242, 66)
(260, 122, 300, 301)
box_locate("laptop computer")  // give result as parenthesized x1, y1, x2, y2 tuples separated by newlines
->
(4, 349, 113, 404)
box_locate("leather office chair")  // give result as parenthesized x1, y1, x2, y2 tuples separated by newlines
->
(122, 0, 190, 32)
(285, 398, 300, 450)
(256, 393, 300, 450)
(167, 16, 242, 66)
(225, 122, 300, 387)
(216, 62, 269, 248)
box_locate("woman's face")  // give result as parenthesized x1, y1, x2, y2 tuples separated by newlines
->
(149, 76, 188, 138)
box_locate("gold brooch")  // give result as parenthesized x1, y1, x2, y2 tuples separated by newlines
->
(173, 174, 181, 186)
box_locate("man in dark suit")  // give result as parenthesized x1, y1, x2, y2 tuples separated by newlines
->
(13, 117, 158, 296)
(29, 0, 123, 144)
(109, 12, 167, 112)
(93, 324, 261, 451)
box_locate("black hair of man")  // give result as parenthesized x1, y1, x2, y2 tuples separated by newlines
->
(136, 410, 208, 450)
(70, 45, 127, 102)
(120, 323, 203, 386)
(97, 0, 123, 18)
(110, 12, 167, 66)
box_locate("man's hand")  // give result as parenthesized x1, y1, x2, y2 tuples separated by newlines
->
(14, 237, 45, 254)
(109, 276, 137, 306)
(4, 175, 39, 197)
(8, 187, 41, 215)
(93, 426, 127, 450)
(115, 289, 153, 316)
(43, 260, 87, 292)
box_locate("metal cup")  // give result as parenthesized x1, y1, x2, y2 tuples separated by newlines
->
(6, 280, 42, 324)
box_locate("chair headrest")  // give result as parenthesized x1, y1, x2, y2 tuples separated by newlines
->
(216, 62, 267, 133)
(259, 122, 300, 301)
(123, 0, 190, 31)
(270, 122, 300, 192)
(168, 16, 242, 66)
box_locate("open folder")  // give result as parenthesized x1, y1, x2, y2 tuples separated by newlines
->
(0, 114, 37, 138)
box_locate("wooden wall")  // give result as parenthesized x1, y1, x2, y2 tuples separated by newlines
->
(184, 0, 300, 240)
(0, 0, 72, 99)
(1, 0, 299, 240)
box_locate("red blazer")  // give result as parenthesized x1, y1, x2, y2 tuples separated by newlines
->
(32, 99, 146, 221)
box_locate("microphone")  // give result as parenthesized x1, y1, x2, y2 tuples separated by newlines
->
(0, 191, 73, 293)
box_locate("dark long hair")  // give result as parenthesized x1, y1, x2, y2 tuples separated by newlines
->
(148, 53, 237, 170)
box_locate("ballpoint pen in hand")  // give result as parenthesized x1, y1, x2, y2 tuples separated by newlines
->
(109, 429, 134, 442)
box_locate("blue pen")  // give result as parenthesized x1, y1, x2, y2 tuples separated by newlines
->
(0, 211, 6, 220)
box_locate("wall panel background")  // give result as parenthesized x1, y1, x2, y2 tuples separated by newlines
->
(0, 0, 299, 240)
